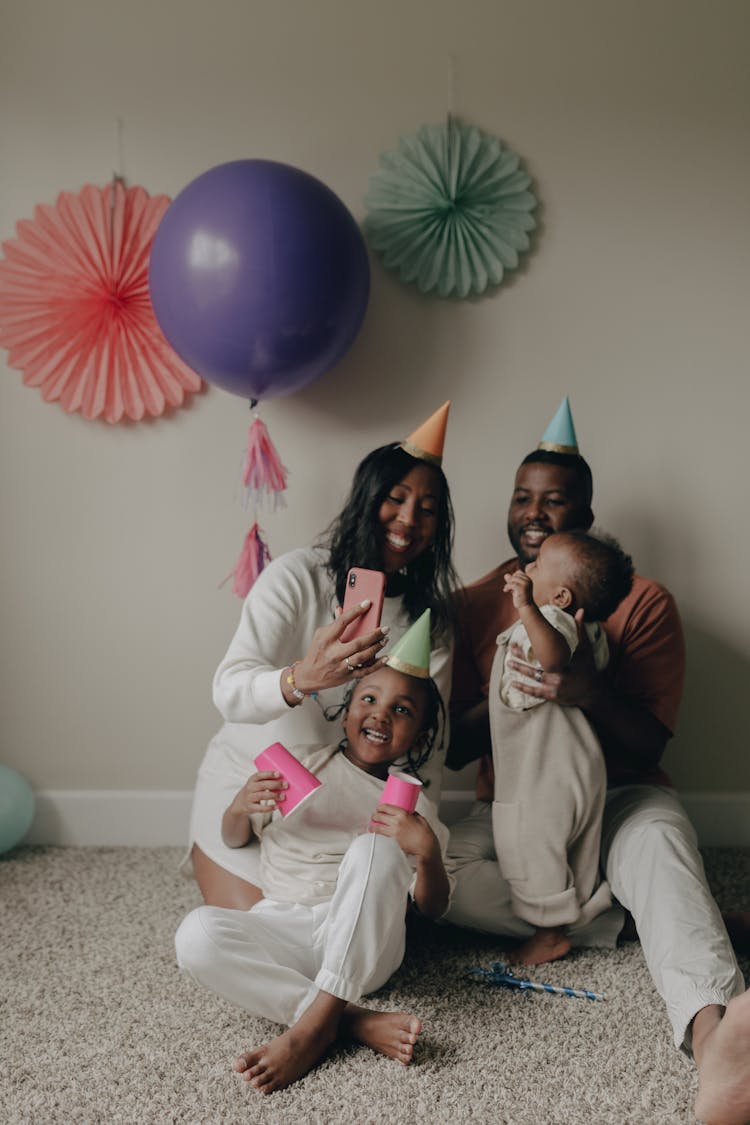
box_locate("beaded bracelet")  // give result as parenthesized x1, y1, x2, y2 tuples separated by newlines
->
(285, 662, 305, 702)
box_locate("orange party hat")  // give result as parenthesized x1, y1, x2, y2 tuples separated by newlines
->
(400, 401, 450, 466)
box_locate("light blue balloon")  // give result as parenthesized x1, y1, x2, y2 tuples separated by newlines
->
(0, 764, 35, 854)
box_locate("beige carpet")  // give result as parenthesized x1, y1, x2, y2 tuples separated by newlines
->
(2, 845, 749, 1124)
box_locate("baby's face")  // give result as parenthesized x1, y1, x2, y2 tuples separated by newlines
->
(524, 535, 574, 606)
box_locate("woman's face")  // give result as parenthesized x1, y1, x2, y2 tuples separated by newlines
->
(377, 462, 441, 574)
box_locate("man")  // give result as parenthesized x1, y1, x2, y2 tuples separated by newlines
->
(446, 402, 750, 1125)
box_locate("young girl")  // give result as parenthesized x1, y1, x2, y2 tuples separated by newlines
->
(175, 620, 453, 1094)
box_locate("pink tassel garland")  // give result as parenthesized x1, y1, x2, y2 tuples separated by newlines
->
(220, 416, 286, 597)
(242, 417, 288, 509)
(229, 523, 272, 598)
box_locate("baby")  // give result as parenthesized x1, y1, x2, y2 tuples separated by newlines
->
(501, 529, 634, 705)
(491, 530, 634, 965)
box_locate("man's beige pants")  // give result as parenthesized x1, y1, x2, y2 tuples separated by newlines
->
(446, 785, 745, 1051)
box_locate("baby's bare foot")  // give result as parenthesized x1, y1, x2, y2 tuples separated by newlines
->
(694, 991, 750, 1125)
(508, 927, 572, 967)
(233, 1024, 334, 1094)
(342, 1005, 423, 1065)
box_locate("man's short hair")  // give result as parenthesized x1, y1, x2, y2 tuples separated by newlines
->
(520, 450, 593, 508)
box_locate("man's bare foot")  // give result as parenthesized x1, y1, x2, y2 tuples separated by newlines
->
(233, 1023, 336, 1094)
(693, 991, 750, 1125)
(508, 926, 572, 967)
(342, 1004, 423, 1065)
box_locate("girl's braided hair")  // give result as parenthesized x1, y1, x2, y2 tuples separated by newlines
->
(327, 674, 446, 788)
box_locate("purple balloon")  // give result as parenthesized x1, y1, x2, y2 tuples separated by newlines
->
(149, 160, 370, 400)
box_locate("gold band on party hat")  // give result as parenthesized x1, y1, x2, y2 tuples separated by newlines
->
(538, 439, 579, 454)
(400, 401, 450, 466)
(384, 655, 431, 679)
(400, 439, 442, 466)
(538, 396, 579, 455)
(383, 609, 431, 679)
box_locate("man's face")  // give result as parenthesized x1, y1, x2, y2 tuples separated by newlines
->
(507, 462, 593, 566)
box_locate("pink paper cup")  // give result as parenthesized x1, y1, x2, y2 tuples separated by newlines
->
(254, 742, 322, 816)
(379, 769, 423, 814)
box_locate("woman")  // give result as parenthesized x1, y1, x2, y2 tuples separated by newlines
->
(187, 407, 458, 909)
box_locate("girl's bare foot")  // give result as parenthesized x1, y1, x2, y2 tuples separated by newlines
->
(233, 991, 345, 1094)
(694, 991, 750, 1125)
(508, 926, 572, 966)
(233, 1023, 336, 1094)
(342, 1005, 423, 1065)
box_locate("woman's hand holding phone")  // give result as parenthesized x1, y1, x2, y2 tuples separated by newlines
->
(284, 597, 389, 701)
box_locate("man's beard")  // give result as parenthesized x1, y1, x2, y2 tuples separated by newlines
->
(507, 523, 545, 567)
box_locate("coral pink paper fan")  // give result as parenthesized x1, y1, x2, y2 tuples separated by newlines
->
(0, 182, 203, 422)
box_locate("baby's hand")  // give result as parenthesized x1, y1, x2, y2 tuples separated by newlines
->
(370, 806, 438, 861)
(503, 569, 534, 609)
(231, 770, 288, 816)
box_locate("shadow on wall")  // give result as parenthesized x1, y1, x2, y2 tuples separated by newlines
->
(662, 619, 750, 792)
(284, 254, 471, 432)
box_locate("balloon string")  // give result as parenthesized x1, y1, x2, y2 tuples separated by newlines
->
(447, 52, 457, 118)
(109, 118, 126, 260)
(446, 54, 458, 195)
(115, 116, 126, 180)
(109, 176, 116, 260)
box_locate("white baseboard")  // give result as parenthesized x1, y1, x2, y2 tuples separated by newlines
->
(21, 789, 750, 847)
(26, 790, 193, 847)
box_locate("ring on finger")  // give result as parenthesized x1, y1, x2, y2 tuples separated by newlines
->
(534, 668, 543, 683)
(345, 657, 355, 674)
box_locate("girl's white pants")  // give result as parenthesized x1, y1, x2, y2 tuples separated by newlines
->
(175, 832, 412, 1027)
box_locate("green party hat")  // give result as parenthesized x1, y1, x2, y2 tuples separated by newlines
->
(538, 396, 579, 455)
(385, 609, 431, 679)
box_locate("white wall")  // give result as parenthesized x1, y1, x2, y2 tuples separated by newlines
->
(1, 0, 749, 802)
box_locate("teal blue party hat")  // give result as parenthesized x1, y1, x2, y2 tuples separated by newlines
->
(538, 396, 579, 455)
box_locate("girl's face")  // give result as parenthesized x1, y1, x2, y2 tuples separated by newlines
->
(377, 463, 441, 574)
(343, 669, 428, 778)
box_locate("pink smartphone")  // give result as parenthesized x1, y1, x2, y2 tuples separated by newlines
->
(339, 568, 386, 643)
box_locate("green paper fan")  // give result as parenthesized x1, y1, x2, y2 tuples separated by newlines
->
(364, 119, 538, 299)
